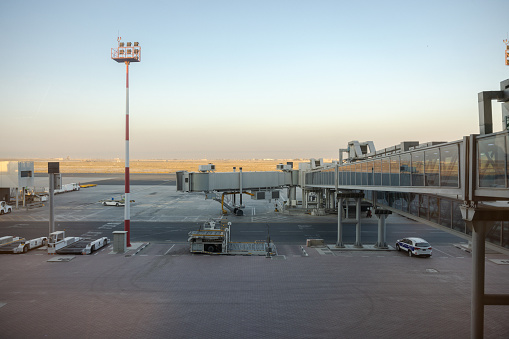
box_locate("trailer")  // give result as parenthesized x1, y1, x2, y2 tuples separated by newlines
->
(56, 237, 110, 255)
(47, 231, 82, 254)
(0, 236, 47, 254)
(188, 219, 276, 256)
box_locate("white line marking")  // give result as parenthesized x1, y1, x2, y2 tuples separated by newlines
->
(432, 247, 455, 257)
(164, 244, 175, 255)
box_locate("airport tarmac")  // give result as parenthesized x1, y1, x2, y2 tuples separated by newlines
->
(0, 174, 508, 338)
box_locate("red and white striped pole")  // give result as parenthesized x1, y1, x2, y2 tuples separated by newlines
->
(124, 61, 131, 247)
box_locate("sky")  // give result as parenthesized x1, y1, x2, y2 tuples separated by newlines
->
(1, 0, 508, 160)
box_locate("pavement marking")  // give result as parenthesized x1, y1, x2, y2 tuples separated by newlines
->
(164, 244, 175, 255)
(489, 259, 509, 265)
(432, 247, 455, 257)
(0, 303, 6, 309)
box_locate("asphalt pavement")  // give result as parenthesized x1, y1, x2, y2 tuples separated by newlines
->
(1, 174, 508, 338)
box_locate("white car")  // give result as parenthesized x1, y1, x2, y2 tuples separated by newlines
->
(395, 237, 432, 257)
(102, 200, 125, 207)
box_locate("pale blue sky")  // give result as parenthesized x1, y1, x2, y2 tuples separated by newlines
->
(1, 0, 508, 159)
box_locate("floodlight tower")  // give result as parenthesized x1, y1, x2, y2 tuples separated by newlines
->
(111, 37, 141, 247)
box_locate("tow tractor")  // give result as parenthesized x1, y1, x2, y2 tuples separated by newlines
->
(188, 218, 276, 256)
(0, 236, 48, 254)
(0, 201, 13, 215)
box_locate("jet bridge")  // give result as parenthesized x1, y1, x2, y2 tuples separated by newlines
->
(176, 170, 298, 193)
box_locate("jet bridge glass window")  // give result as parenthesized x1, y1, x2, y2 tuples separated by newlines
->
(361, 162, 367, 185)
(419, 194, 428, 219)
(439, 199, 452, 228)
(400, 154, 411, 186)
(429, 196, 439, 223)
(373, 160, 381, 185)
(452, 201, 466, 233)
(381, 158, 390, 186)
(425, 150, 440, 186)
(390, 156, 400, 186)
(478, 135, 506, 188)
(440, 145, 459, 187)
(411, 151, 424, 186)
(409, 193, 419, 215)
(355, 163, 361, 185)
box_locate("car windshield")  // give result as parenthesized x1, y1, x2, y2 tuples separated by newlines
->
(416, 242, 430, 247)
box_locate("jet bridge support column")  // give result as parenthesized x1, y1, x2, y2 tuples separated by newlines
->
(337, 192, 363, 248)
(336, 195, 344, 248)
(354, 197, 362, 248)
(460, 204, 509, 339)
(374, 209, 391, 248)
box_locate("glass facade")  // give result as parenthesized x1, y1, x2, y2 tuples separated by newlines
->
(314, 141, 464, 189)
(304, 132, 509, 249)
(356, 191, 509, 248)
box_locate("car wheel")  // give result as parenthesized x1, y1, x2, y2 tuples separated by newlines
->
(396, 244, 400, 251)
(0, 210, 3, 215)
(408, 250, 412, 257)
(23, 246, 28, 253)
(7, 209, 11, 213)
(116, 203, 119, 207)
(103, 202, 107, 206)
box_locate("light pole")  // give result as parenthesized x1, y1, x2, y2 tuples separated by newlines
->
(111, 37, 141, 247)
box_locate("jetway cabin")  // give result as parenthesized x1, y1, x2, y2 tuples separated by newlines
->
(0, 161, 34, 205)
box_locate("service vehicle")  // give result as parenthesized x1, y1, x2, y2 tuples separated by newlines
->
(47, 231, 82, 254)
(0, 201, 12, 215)
(0, 236, 47, 254)
(395, 237, 432, 257)
(101, 199, 125, 207)
(100, 194, 136, 207)
(188, 218, 275, 256)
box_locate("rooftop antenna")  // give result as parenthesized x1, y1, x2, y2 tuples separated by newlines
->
(111, 37, 141, 248)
